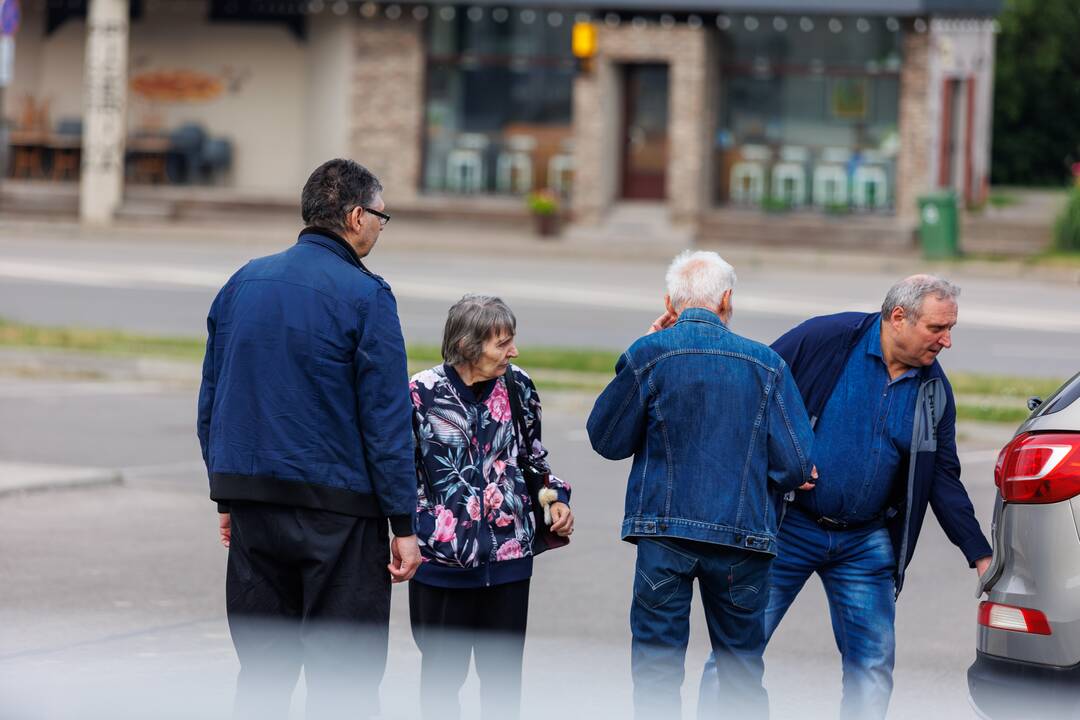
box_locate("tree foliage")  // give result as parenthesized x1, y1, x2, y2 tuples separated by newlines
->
(992, 0, 1080, 186)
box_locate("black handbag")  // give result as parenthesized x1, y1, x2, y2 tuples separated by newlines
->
(503, 371, 569, 555)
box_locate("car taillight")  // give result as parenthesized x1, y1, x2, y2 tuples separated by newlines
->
(994, 432, 1080, 504)
(978, 601, 1052, 635)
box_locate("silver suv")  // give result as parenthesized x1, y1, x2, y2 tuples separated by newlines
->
(968, 372, 1080, 719)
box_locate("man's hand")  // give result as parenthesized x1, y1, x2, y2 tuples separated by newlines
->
(647, 311, 677, 335)
(218, 513, 231, 548)
(549, 502, 574, 537)
(388, 534, 421, 583)
(975, 555, 992, 578)
(798, 465, 819, 492)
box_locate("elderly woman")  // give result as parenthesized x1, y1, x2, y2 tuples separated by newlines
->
(408, 294, 573, 720)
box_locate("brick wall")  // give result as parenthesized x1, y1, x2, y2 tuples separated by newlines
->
(573, 24, 716, 225)
(895, 25, 932, 228)
(350, 18, 425, 204)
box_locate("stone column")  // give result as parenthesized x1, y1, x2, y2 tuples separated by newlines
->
(350, 16, 424, 205)
(667, 28, 713, 225)
(570, 23, 714, 226)
(572, 57, 621, 225)
(895, 23, 932, 229)
(79, 0, 130, 225)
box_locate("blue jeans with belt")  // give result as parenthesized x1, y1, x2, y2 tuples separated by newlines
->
(631, 538, 772, 720)
(765, 507, 898, 720)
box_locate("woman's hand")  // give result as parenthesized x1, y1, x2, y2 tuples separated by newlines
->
(549, 502, 574, 537)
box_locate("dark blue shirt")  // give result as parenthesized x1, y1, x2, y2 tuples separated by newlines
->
(796, 320, 919, 523)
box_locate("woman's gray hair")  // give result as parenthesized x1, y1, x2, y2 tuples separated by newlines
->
(441, 295, 517, 366)
(880, 274, 961, 322)
(665, 250, 737, 311)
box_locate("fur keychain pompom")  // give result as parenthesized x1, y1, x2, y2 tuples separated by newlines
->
(538, 487, 559, 525)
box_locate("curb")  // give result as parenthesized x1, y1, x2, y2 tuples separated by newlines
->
(0, 462, 123, 497)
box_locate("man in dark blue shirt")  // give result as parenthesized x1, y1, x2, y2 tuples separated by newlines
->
(762, 275, 992, 719)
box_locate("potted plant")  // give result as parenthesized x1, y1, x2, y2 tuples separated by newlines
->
(527, 190, 561, 238)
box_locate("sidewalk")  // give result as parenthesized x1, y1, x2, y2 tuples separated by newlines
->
(1, 211, 1079, 286)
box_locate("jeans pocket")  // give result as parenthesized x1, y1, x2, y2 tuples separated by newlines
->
(633, 540, 694, 610)
(728, 553, 771, 612)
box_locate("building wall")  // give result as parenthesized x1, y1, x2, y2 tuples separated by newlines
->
(7, 0, 312, 194)
(349, 17, 425, 205)
(895, 24, 932, 227)
(573, 24, 716, 226)
(896, 18, 996, 226)
(303, 14, 353, 180)
(6, 2, 86, 129)
(926, 18, 997, 205)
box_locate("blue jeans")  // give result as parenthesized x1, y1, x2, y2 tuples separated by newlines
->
(765, 508, 897, 720)
(631, 538, 772, 720)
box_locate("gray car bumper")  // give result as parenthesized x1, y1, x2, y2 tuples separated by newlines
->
(968, 651, 1080, 719)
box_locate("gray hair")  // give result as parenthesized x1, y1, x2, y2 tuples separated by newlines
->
(880, 274, 961, 322)
(441, 295, 517, 366)
(665, 250, 737, 310)
(300, 158, 383, 233)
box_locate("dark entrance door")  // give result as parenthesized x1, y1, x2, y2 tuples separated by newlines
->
(621, 64, 669, 200)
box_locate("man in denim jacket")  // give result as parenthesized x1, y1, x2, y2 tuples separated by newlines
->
(587, 251, 815, 719)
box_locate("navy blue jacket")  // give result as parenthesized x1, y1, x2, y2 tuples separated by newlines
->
(197, 228, 416, 536)
(772, 312, 992, 596)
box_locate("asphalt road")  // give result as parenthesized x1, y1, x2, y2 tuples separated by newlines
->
(0, 376, 1011, 720)
(0, 220, 1079, 378)
(0, 217, 1067, 718)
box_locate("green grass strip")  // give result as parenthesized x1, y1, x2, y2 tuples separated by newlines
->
(0, 317, 1065, 424)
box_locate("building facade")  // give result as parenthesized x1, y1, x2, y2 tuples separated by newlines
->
(5, 0, 1000, 244)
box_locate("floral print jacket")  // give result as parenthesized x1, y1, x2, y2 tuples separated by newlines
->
(410, 363, 570, 588)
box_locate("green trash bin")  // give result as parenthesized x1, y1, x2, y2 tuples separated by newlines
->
(917, 191, 960, 259)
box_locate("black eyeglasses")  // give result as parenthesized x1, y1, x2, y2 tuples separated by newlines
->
(361, 207, 391, 227)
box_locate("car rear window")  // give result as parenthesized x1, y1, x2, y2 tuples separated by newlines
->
(1032, 372, 1080, 417)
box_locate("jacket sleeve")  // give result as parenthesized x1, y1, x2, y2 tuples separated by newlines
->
(929, 380, 993, 565)
(767, 361, 815, 493)
(514, 369, 570, 505)
(586, 352, 646, 461)
(197, 291, 222, 509)
(355, 286, 418, 537)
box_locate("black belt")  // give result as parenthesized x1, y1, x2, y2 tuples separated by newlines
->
(796, 506, 885, 532)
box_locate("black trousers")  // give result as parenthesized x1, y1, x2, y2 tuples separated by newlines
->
(409, 579, 531, 720)
(226, 501, 391, 720)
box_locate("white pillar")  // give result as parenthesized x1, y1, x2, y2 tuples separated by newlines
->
(80, 0, 129, 225)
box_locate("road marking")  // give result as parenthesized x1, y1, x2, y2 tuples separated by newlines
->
(3, 258, 1080, 333)
(121, 460, 207, 477)
(0, 461, 121, 496)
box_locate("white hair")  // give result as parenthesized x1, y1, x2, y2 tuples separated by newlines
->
(665, 250, 737, 311)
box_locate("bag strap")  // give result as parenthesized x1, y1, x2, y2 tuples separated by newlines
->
(503, 369, 529, 465)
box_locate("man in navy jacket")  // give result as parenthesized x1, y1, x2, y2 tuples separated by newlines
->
(197, 159, 419, 719)
(764, 275, 992, 719)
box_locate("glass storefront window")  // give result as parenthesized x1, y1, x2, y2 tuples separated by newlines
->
(423, 6, 576, 197)
(715, 16, 902, 213)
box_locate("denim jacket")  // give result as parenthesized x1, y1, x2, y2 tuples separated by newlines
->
(587, 308, 815, 555)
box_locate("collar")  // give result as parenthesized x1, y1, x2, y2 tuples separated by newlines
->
(298, 226, 367, 271)
(443, 363, 498, 405)
(868, 320, 919, 384)
(674, 307, 728, 329)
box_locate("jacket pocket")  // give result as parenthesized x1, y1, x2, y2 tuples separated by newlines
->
(728, 553, 771, 612)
